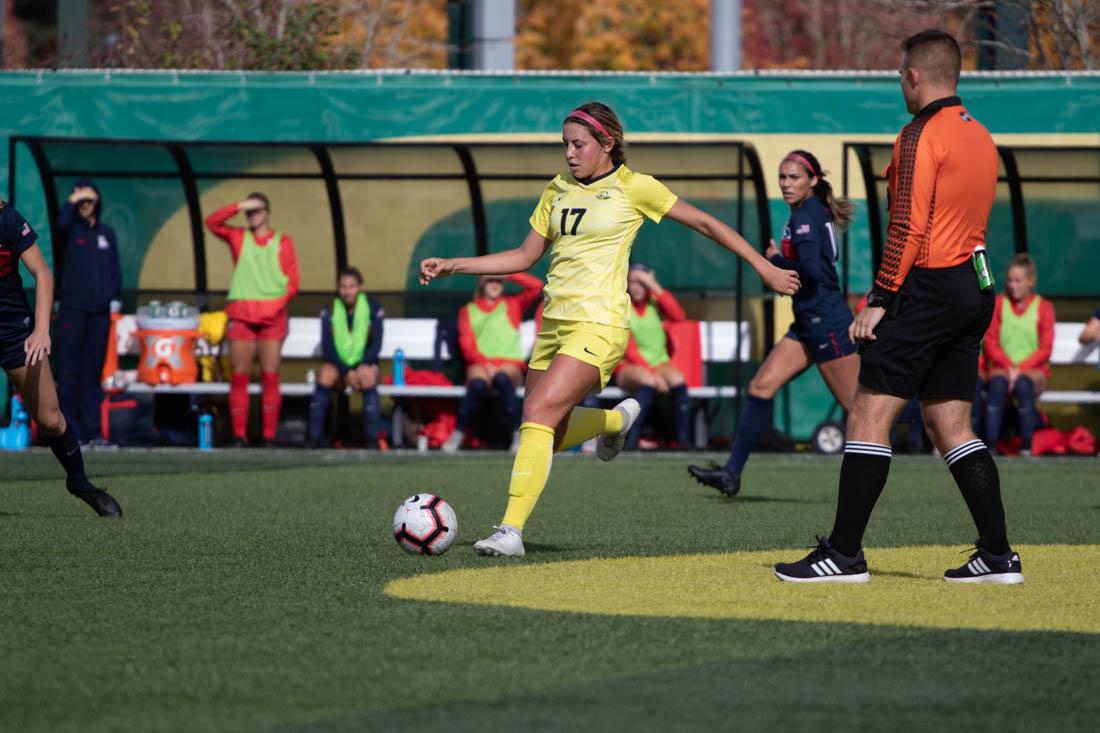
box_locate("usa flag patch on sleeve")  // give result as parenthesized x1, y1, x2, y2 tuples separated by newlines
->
(796, 223, 811, 234)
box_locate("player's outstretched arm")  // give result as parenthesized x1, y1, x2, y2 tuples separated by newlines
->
(19, 244, 53, 366)
(664, 199, 800, 295)
(419, 229, 551, 285)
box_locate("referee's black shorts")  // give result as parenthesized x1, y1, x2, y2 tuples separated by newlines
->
(859, 263, 994, 401)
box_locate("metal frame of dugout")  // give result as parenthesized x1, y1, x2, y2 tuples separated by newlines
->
(841, 142, 1100, 299)
(8, 136, 778, 433)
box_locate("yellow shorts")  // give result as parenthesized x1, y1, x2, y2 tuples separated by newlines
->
(528, 317, 630, 390)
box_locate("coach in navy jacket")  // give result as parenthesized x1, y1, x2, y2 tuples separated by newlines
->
(54, 178, 121, 445)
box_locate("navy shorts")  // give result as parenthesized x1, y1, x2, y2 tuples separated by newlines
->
(0, 310, 33, 370)
(786, 310, 856, 364)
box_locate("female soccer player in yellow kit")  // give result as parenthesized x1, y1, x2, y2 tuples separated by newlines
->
(420, 102, 800, 556)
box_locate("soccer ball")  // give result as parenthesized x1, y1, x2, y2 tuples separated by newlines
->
(392, 494, 458, 555)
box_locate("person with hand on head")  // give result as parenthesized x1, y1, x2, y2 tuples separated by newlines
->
(54, 178, 121, 448)
(420, 101, 799, 557)
(615, 262, 692, 450)
(0, 200, 122, 516)
(981, 254, 1054, 455)
(308, 267, 386, 449)
(443, 272, 543, 453)
(688, 150, 860, 496)
(206, 193, 299, 447)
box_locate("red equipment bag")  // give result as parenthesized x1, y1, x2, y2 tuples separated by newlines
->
(1066, 426, 1097, 456)
(1030, 427, 1068, 456)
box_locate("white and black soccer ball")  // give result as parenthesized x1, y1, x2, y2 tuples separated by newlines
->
(392, 494, 458, 555)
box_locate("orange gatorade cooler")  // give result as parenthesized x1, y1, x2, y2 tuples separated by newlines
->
(134, 302, 201, 385)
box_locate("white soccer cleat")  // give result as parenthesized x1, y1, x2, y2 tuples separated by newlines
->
(441, 429, 464, 454)
(473, 524, 525, 557)
(596, 398, 641, 462)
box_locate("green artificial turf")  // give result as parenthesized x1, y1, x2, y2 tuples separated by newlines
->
(2, 450, 1098, 732)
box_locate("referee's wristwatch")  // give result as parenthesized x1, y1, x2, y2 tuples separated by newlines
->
(865, 288, 896, 310)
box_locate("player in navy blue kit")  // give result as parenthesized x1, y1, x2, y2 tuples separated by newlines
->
(687, 150, 860, 496)
(55, 178, 122, 447)
(0, 201, 122, 516)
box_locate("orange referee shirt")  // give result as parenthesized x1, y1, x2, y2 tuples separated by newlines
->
(875, 96, 998, 295)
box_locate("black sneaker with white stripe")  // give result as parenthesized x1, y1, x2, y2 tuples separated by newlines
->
(774, 535, 870, 584)
(944, 545, 1024, 584)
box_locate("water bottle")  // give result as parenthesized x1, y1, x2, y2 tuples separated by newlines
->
(0, 396, 30, 451)
(198, 413, 214, 450)
(972, 245, 995, 291)
(393, 348, 406, 386)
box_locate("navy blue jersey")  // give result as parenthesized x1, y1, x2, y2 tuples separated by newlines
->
(0, 203, 38, 316)
(769, 196, 848, 320)
(55, 179, 122, 312)
(320, 296, 385, 369)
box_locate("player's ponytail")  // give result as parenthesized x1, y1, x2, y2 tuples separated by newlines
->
(785, 149, 854, 230)
(566, 102, 627, 166)
(820, 180, 854, 231)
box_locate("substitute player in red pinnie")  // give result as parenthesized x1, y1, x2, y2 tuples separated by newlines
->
(443, 273, 543, 453)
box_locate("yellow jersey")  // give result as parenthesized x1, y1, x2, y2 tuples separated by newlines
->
(529, 165, 677, 328)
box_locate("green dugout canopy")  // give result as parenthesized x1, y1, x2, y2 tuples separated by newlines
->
(13, 135, 1099, 302)
(8, 136, 774, 303)
(844, 143, 1100, 295)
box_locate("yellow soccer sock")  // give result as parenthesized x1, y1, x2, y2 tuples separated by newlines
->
(556, 406, 624, 452)
(501, 422, 556, 530)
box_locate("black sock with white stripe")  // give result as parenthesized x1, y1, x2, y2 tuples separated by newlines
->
(944, 439, 1010, 555)
(827, 441, 892, 557)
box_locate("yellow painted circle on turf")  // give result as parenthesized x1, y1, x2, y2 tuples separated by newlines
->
(386, 545, 1100, 634)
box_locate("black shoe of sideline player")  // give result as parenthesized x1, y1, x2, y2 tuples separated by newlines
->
(686, 462, 741, 497)
(67, 480, 123, 518)
(774, 536, 869, 583)
(944, 545, 1024, 584)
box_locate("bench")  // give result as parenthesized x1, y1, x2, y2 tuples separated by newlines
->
(113, 316, 748, 447)
(1041, 322, 1100, 404)
(110, 317, 1100, 444)
(113, 316, 751, 365)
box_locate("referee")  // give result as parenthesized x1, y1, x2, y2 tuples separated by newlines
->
(775, 30, 1023, 584)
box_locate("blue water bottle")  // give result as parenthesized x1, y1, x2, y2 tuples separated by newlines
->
(393, 348, 406, 386)
(198, 413, 214, 450)
(0, 395, 30, 451)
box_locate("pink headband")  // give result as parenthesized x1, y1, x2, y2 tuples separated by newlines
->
(565, 109, 612, 141)
(782, 153, 818, 177)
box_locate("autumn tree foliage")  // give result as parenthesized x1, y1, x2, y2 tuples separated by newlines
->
(740, 0, 953, 70)
(740, 0, 1097, 71)
(97, 0, 447, 70)
(6, 0, 1096, 71)
(516, 0, 711, 71)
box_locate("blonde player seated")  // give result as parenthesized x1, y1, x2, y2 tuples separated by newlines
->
(420, 102, 800, 556)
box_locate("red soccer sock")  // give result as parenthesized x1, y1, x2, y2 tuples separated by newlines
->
(229, 373, 251, 439)
(260, 372, 282, 441)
